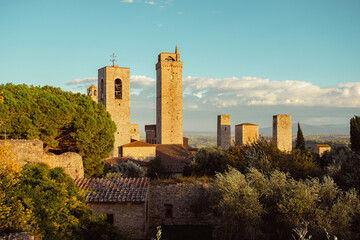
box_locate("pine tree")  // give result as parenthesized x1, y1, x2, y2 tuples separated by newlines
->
(295, 123, 306, 152)
(350, 116, 360, 152)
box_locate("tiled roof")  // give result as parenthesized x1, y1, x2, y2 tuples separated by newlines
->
(122, 140, 155, 148)
(235, 123, 258, 126)
(316, 144, 331, 148)
(74, 177, 150, 203)
(156, 144, 193, 173)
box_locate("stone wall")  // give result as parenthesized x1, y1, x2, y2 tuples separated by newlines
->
(1, 140, 84, 179)
(149, 181, 214, 227)
(235, 123, 259, 146)
(122, 146, 156, 161)
(89, 202, 148, 239)
(0, 232, 34, 240)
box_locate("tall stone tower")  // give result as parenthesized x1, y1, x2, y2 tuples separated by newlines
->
(235, 123, 258, 146)
(98, 65, 131, 157)
(273, 114, 292, 152)
(156, 46, 183, 144)
(217, 115, 231, 150)
(87, 84, 98, 102)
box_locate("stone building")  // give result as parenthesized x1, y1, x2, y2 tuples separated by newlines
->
(217, 115, 231, 150)
(156, 46, 183, 145)
(145, 124, 157, 144)
(74, 177, 150, 239)
(98, 64, 131, 157)
(235, 123, 259, 146)
(87, 84, 98, 102)
(273, 114, 292, 152)
(121, 140, 156, 161)
(1, 140, 84, 179)
(314, 144, 331, 157)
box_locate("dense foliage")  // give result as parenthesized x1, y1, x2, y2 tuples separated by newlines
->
(213, 167, 360, 240)
(0, 83, 116, 177)
(106, 161, 145, 178)
(350, 115, 360, 152)
(295, 122, 306, 152)
(0, 157, 128, 240)
(146, 157, 166, 179)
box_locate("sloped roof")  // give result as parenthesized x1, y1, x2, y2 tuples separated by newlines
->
(235, 123, 258, 126)
(122, 140, 155, 148)
(74, 177, 150, 203)
(156, 144, 193, 173)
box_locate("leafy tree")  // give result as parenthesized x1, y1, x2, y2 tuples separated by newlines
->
(146, 157, 166, 179)
(190, 147, 228, 176)
(12, 164, 129, 240)
(107, 161, 145, 178)
(350, 115, 360, 152)
(295, 123, 306, 152)
(0, 83, 116, 177)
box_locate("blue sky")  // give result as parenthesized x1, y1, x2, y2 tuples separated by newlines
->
(1, 0, 359, 133)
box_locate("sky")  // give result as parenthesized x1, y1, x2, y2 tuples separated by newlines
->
(0, 0, 359, 134)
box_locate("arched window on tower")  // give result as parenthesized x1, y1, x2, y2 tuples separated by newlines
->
(101, 79, 104, 100)
(94, 90, 97, 96)
(115, 79, 122, 99)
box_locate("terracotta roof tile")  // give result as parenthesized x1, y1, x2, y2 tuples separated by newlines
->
(235, 123, 258, 126)
(122, 140, 155, 148)
(74, 177, 150, 203)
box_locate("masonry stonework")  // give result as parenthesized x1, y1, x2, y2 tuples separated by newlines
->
(87, 84, 98, 102)
(273, 114, 292, 152)
(149, 182, 214, 227)
(1, 140, 84, 179)
(217, 115, 231, 150)
(156, 46, 183, 145)
(130, 124, 140, 141)
(98, 66, 131, 157)
(235, 123, 259, 146)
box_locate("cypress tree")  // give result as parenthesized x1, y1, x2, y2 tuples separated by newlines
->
(295, 122, 306, 152)
(350, 116, 360, 152)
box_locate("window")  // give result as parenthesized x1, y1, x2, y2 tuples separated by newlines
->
(115, 79, 122, 99)
(94, 90, 97, 96)
(106, 214, 114, 224)
(171, 75, 174, 79)
(164, 204, 173, 218)
(87, 89, 91, 96)
(101, 79, 104, 100)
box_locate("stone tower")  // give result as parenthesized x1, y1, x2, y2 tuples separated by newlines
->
(156, 46, 183, 144)
(87, 84, 98, 102)
(235, 123, 258, 146)
(217, 115, 231, 150)
(273, 114, 292, 152)
(98, 65, 131, 157)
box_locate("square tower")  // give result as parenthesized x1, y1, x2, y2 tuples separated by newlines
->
(217, 115, 231, 150)
(273, 114, 292, 152)
(156, 46, 183, 144)
(98, 65, 131, 157)
(235, 123, 259, 146)
(87, 84, 98, 103)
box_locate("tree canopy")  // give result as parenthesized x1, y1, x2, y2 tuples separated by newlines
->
(295, 122, 306, 152)
(0, 83, 116, 177)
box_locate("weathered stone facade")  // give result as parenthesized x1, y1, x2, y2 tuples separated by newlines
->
(235, 123, 259, 146)
(98, 65, 131, 157)
(122, 141, 156, 161)
(130, 123, 140, 141)
(217, 115, 231, 150)
(273, 114, 292, 152)
(0, 232, 34, 240)
(314, 144, 331, 157)
(149, 182, 214, 227)
(1, 140, 84, 179)
(89, 202, 148, 239)
(156, 47, 183, 145)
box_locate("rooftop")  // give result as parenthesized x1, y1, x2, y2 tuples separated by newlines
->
(74, 177, 150, 203)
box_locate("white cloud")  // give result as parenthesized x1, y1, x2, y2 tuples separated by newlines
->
(122, 0, 134, 3)
(145, 1, 155, 5)
(66, 77, 97, 85)
(183, 76, 360, 108)
(157, 23, 163, 28)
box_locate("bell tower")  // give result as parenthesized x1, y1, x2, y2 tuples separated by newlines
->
(156, 46, 183, 144)
(98, 63, 131, 157)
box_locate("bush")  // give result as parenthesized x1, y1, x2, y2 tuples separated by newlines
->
(108, 161, 145, 178)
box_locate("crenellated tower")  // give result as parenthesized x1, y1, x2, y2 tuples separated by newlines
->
(156, 46, 183, 144)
